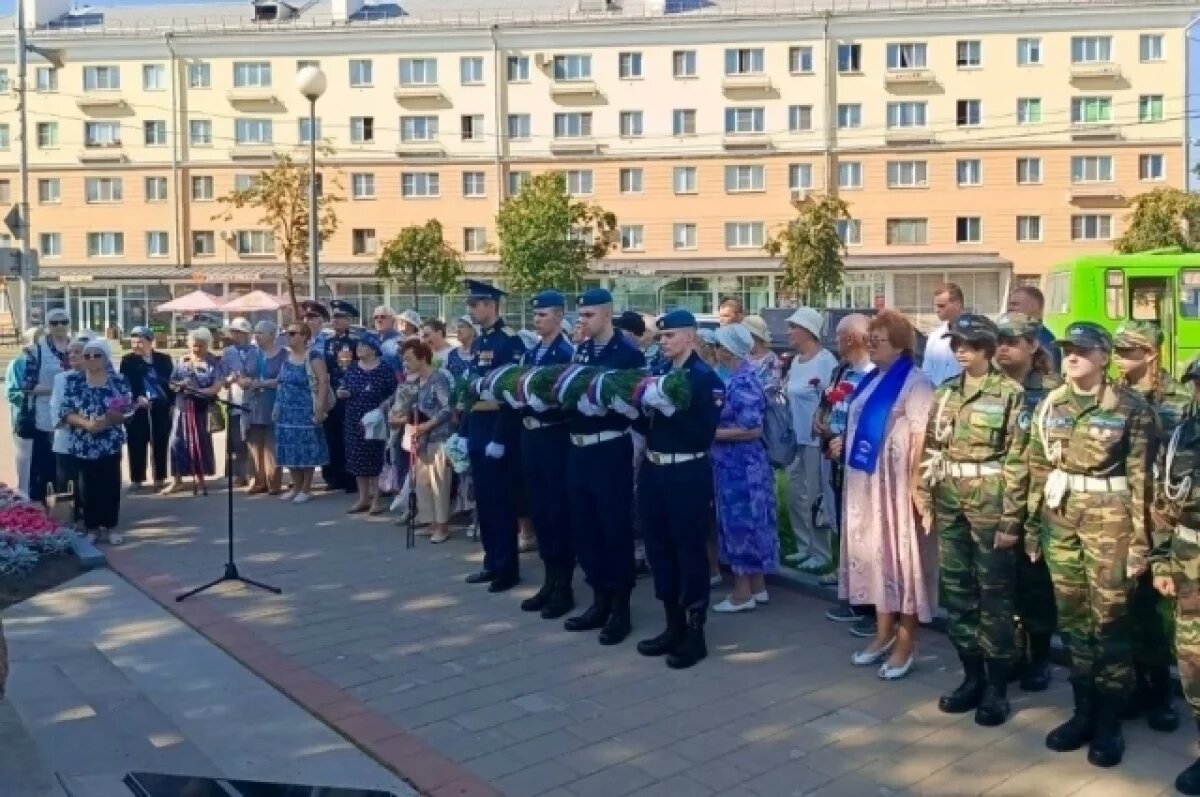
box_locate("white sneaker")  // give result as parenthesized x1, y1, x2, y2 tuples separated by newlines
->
(712, 596, 757, 613)
(107, 533, 125, 546)
(709, 574, 723, 587)
(878, 653, 916, 680)
(851, 637, 896, 666)
(279, 490, 296, 501)
(292, 492, 312, 504)
(753, 590, 770, 604)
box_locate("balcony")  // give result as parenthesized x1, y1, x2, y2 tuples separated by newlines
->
(721, 133, 773, 151)
(1070, 123, 1121, 141)
(1069, 62, 1122, 82)
(548, 80, 600, 100)
(229, 143, 275, 159)
(78, 143, 126, 163)
(720, 73, 773, 94)
(75, 94, 126, 112)
(884, 70, 936, 89)
(393, 84, 445, 103)
(225, 88, 279, 106)
(884, 129, 935, 145)
(1069, 184, 1125, 204)
(394, 140, 445, 157)
(548, 137, 598, 154)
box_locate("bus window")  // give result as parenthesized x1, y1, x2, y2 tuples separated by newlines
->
(1045, 271, 1071, 314)
(1182, 269, 1200, 318)
(1105, 270, 1125, 319)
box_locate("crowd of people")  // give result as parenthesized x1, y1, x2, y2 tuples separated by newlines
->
(9, 279, 1200, 792)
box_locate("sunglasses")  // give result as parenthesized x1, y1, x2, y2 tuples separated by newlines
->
(287, 329, 305, 337)
(49, 320, 69, 326)
(82, 352, 105, 360)
(373, 315, 391, 321)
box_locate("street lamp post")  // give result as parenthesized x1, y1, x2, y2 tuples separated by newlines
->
(295, 66, 327, 300)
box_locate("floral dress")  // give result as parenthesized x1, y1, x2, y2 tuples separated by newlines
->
(711, 360, 779, 575)
(168, 353, 221, 477)
(58, 372, 132, 460)
(274, 357, 329, 469)
(342, 362, 397, 477)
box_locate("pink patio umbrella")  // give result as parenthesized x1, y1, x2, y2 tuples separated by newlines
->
(220, 290, 283, 313)
(155, 289, 225, 313)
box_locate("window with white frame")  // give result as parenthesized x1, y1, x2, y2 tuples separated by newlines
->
(725, 165, 765, 192)
(460, 56, 484, 85)
(673, 223, 697, 250)
(886, 42, 927, 69)
(506, 56, 529, 82)
(351, 173, 376, 199)
(1071, 36, 1112, 63)
(724, 222, 764, 249)
(672, 109, 696, 136)
(507, 171, 529, 196)
(553, 112, 592, 138)
(235, 230, 274, 255)
(142, 64, 166, 90)
(886, 101, 927, 128)
(298, 117, 321, 143)
(955, 217, 982, 243)
(234, 174, 258, 192)
(724, 107, 764, 134)
(619, 111, 644, 138)
(837, 104, 861, 129)
(552, 55, 591, 81)
(462, 171, 485, 197)
(35, 67, 58, 92)
(886, 218, 928, 245)
(619, 168, 644, 194)
(673, 166, 697, 194)
(191, 175, 214, 201)
(463, 227, 487, 253)
(235, 119, 272, 145)
(1071, 155, 1114, 182)
(83, 65, 120, 90)
(461, 115, 484, 141)
(1017, 157, 1042, 184)
(401, 172, 440, 198)
(1072, 96, 1112, 124)
(724, 48, 764, 75)
(189, 119, 212, 145)
(350, 116, 375, 144)
(145, 176, 168, 202)
(1017, 215, 1042, 242)
(1017, 98, 1042, 125)
(146, 231, 170, 257)
(85, 177, 123, 203)
(788, 163, 813, 190)
(37, 178, 60, 204)
(233, 61, 271, 87)
(1139, 154, 1165, 181)
(565, 169, 593, 196)
(507, 114, 531, 140)
(837, 219, 862, 246)
(1071, 214, 1112, 240)
(0, 181, 8, 203)
(956, 159, 982, 186)
(620, 225, 644, 251)
(788, 105, 812, 132)
(672, 50, 696, 78)
(188, 62, 210, 88)
(399, 58, 438, 85)
(39, 233, 61, 257)
(956, 40, 981, 68)
(837, 43, 862, 72)
(84, 121, 120, 147)
(887, 160, 927, 188)
(143, 120, 167, 146)
(349, 59, 373, 87)
(87, 232, 124, 257)
(837, 161, 863, 189)
(36, 122, 57, 148)
(1140, 34, 1165, 62)
(1139, 95, 1164, 122)
(618, 52, 643, 79)
(1017, 37, 1042, 66)
(789, 46, 813, 73)
(352, 228, 377, 256)
(956, 99, 982, 127)
(192, 231, 215, 256)
(401, 115, 439, 142)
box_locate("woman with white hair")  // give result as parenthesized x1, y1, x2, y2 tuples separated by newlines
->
(240, 320, 288, 494)
(58, 338, 133, 543)
(49, 334, 93, 524)
(164, 327, 223, 494)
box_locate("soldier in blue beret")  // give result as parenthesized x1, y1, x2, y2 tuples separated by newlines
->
(463, 279, 527, 592)
(633, 309, 723, 669)
(515, 290, 579, 619)
(563, 288, 646, 645)
(319, 299, 362, 493)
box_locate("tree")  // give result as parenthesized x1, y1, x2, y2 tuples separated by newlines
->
(214, 149, 343, 312)
(375, 219, 465, 306)
(494, 171, 618, 294)
(1114, 187, 1200, 254)
(764, 193, 852, 304)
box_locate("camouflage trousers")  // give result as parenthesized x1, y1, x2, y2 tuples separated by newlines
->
(1130, 571, 1174, 669)
(1169, 546, 1200, 720)
(1041, 491, 1134, 698)
(1015, 541, 1057, 637)
(935, 478, 1017, 662)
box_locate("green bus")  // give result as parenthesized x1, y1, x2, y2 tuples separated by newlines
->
(1041, 249, 1200, 375)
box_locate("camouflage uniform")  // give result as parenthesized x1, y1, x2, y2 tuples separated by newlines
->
(1028, 322, 1154, 767)
(917, 314, 1029, 727)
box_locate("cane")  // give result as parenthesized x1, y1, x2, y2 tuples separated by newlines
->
(406, 408, 418, 549)
(185, 396, 208, 496)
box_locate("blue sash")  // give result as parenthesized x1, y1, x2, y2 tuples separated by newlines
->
(847, 355, 914, 475)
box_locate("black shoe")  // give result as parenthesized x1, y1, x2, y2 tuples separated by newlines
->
(938, 653, 985, 714)
(848, 616, 877, 638)
(521, 574, 555, 612)
(637, 604, 685, 657)
(1144, 665, 1180, 733)
(1046, 681, 1095, 752)
(1123, 664, 1147, 721)
(540, 566, 575, 620)
(1087, 693, 1125, 768)
(666, 609, 707, 670)
(825, 602, 863, 623)
(975, 660, 1011, 727)
(488, 571, 520, 593)
(598, 590, 632, 646)
(1176, 749, 1200, 795)
(1020, 632, 1053, 693)
(564, 590, 611, 632)
(465, 570, 494, 585)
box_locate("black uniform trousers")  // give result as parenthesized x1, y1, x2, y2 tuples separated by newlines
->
(470, 449, 519, 577)
(521, 423, 573, 569)
(321, 402, 353, 492)
(125, 400, 171, 484)
(78, 454, 122, 530)
(568, 435, 635, 594)
(640, 456, 712, 612)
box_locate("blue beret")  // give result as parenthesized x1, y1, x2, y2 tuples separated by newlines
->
(130, 325, 154, 341)
(530, 290, 566, 310)
(300, 300, 330, 320)
(465, 279, 505, 301)
(357, 333, 383, 355)
(577, 288, 613, 308)
(656, 309, 697, 331)
(330, 300, 359, 318)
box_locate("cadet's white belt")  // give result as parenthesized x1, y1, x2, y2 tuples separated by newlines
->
(523, 417, 562, 431)
(570, 430, 627, 447)
(1177, 524, 1200, 545)
(647, 450, 706, 466)
(1065, 474, 1129, 493)
(944, 462, 1001, 479)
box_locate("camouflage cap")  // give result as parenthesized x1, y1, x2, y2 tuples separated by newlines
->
(995, 312, 1040, 340)
(1057, 321, 1112, 353)
(1182, 356, 1200, 383)
(1113, 320, 1163, 351)
(944, 313, 1000, 345)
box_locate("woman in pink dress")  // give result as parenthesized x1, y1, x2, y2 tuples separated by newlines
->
(836, 310, 936, 681)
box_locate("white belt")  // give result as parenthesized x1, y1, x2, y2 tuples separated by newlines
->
(1066, 474, 1129, 493)
(647, 450, 706, 466)
(570, 430, 628, 447)
(1177, 525, 1200, 545)
(944, 462, 1002, 479)
(523, 417, 562, 431)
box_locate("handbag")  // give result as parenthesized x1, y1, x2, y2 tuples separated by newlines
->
(361, 408, 388, 441)
(378, 445, 399, 494)
(208, 402, 226, 433)
(15, 345, 41, 440)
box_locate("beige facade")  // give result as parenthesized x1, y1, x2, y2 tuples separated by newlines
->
(0, 0, 1194, 329)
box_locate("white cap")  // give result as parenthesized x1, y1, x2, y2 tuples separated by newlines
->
(46, 307, 70, 323)
(226, 317, 253, 334)
(786, 307, 822, 340)
(187, 327, 213, 344)
(398, 309, 423, 329)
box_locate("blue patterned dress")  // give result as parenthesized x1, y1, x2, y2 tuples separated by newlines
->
(341, 362, 397, 477)
(712, 360, 779, 575)
(274, 357, 329, 469)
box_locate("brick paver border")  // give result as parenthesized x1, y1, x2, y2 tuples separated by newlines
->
(105, 548, 501, 797)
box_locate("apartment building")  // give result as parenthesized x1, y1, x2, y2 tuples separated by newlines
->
(0, 0, 1193, 332)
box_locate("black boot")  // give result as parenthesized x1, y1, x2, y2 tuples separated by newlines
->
(1123, 664, 1147, 721)
(938, 653, 985, 714)
(1175, 722, 1200, 796)
(1143, 665, 1180, 733)
(598, 589, 632, 646)
(1020, 632, 1053, 693)
(666, 609, 707, 670)
(488, 569, 520, 593)
(1046, 681, 1094, 752)
(564, 590, 610, 632)
(520, 568, 555, 613)
(540, 565, 575, 620)
(637, 604, 685, 657)
(1087, 692, 1125, 768)
(464, 569, 494, 585)
(975, 660, 1012, 727)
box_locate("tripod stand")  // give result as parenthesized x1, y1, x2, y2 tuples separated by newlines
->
(177, 391, 281, 602)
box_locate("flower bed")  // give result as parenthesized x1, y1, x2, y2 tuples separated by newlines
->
(0, 485, 77, 579)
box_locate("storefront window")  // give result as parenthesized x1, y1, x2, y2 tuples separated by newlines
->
(29, 286, 66, 328)
(330, 281, 385, 323)
(70, 287, 119, 336)
(661, 277, 712, 314)
(716, 275, 771, 313)
(609, 277, 660, 314)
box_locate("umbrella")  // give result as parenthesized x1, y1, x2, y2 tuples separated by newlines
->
(156, 289, 224, 313)
(221, 290, 283, 312)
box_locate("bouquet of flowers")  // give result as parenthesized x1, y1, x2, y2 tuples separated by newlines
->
(824, 380, 857, 407)
(392, 380, 420, 417)
(441, 434, 471, 474)
(106, 393, 135, 419)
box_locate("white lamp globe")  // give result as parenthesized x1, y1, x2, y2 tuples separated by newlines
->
(296, 65, 327, 101)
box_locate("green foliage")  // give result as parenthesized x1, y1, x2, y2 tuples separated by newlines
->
(493, 171, 618, 293)
(765, 193, 851, 304)
(375, 219, 465, 305)
(1115, 187, 1200, 254)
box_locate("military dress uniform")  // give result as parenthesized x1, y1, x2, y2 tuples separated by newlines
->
(462, 280, 526, 592)
(321, 300, 361, 493)
(517, 291, 578, 620)
(563, 289, 646, 646)
(1027, 322, 1155, 768)
(634, 310, 724, 670)
(915, 315, 1029, 727)
(1115, 320, 1187, 732)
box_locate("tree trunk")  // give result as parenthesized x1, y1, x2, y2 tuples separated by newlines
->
(410, 272, 418, 308)
(284, 255, 300, 315)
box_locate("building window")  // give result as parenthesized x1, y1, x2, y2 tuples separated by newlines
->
(39, 233, 61, 258)
(37, 178, 60, 204)
(507, 114, 531, 140)
(235, 230, 274, 255)
(1071, 214, 1112, 241)
(506, 56, 529, 82)
(619, 225, 644, 251)
(84, 121, 121, 147)
(956, 99, 982, 127)
(143, 120, 167, 146)
(886, 101, 927, 128)
(191, 175, 214, 201)
(463, 227, 487, 254)
(619, 168, 644, 194)
(725, 165, 765, 193)
(673, 166, 697, 194)
(672, 50, 696, 78)
(956, 40, 981, 68)
(1017, 216, 1042, 242)
(619, 111, 644, 138)
(553, 112, 592, 138)
(886, 218, 928, 245)
(462, 171, 485, 197)
(296, 60, 320, 72)
(618, 52, 643, 79)
(146, 231, 170, 257)
(349, 59, 373, 87)
(837, 219, 862, 246)
(87, 232, 125, 257)
(401, 115, 439, 142)
(85, 177, 123, 203)
(142, 64, 166, 91)
(1017, 37, 1042, 66)
(724, 48, 764, 75)
(1139, 154, 1165, 181)
(352, 228, 377, 256)
(565, 169, 593, 196)
(724, 107, 764, 134)
(35, 67, 58, 92)
(507, 171, 529, 196)
(886, 160, 928, 188)
(234, 119, 272, 145)
(401, 172, 440, 198)
(552, 55, 591, 81)
(459, 56, 484, 85)
(234, 174, 259, 192)
(145, 176, 168, 202)
(956, 159, 982, 186)
(956, 217, 982, 243)
(673, 223, 697, 250)
(188, 62, 210, 88)
(1072, 96, 1112, 124)
(724, 222, 764, 249)
(350, 116, 375, 144)
(789, 46, 813, 74)
(1016, 157, 1042, 184)
(233, 61, 271, 88)
(887, 42, 927, 70)
(1071, 155, 1114, 182)
(837, 43, 862, 73)
(0, 125, 10, 149)
(36, 122, 57, 148)
(399, 58, 438, 85)
(1139, 95, 1164, 122)
(788, 163, 813, 190)
(1017, 98, 1042, 125)
(83, 65, 120, 90)
(0, 180, 8, 203)
(189, 119, 212, 146)
(461, 115, 484, 142)
(1140, 34, 1165, 62)
(1071, 36, 1112, 63)
(837, 161, 863, 189)
(788, 105, 813, 133)
(837, 104, 861, 129)
(192, 231, 215, 257)
(672, 109, 696, 136)
(351, 173, 376, 199)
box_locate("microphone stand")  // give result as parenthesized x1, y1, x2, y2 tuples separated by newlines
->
(177, 389, 281, 601)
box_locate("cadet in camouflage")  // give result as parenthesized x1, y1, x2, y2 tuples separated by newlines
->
(1113, 320, 1185, 733)
(1027, 321, 1155, 769)
(1151, 357, 1200, 795)
(995, 312, 1061, 693)
(916, 314, 1028, 728)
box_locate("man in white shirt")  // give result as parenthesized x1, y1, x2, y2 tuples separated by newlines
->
(921, 282, 965, 387)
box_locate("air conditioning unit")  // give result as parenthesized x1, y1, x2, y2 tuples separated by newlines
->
(534, 53, 550, 68)
(219, 229, 234, 240)
(790, 188, 809, 201)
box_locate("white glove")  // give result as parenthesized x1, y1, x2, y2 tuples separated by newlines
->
(578, 396, 604, 416)
(611, 397, 640, 420)
(527, 395, 548, 414)
(502, 390, 522, 408)
(485, 442, 505, 459)
(641, 382, 671, 412)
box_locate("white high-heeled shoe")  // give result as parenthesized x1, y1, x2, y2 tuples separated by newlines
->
(878, 651, 916, 680)
(851, 636, 896, 666)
